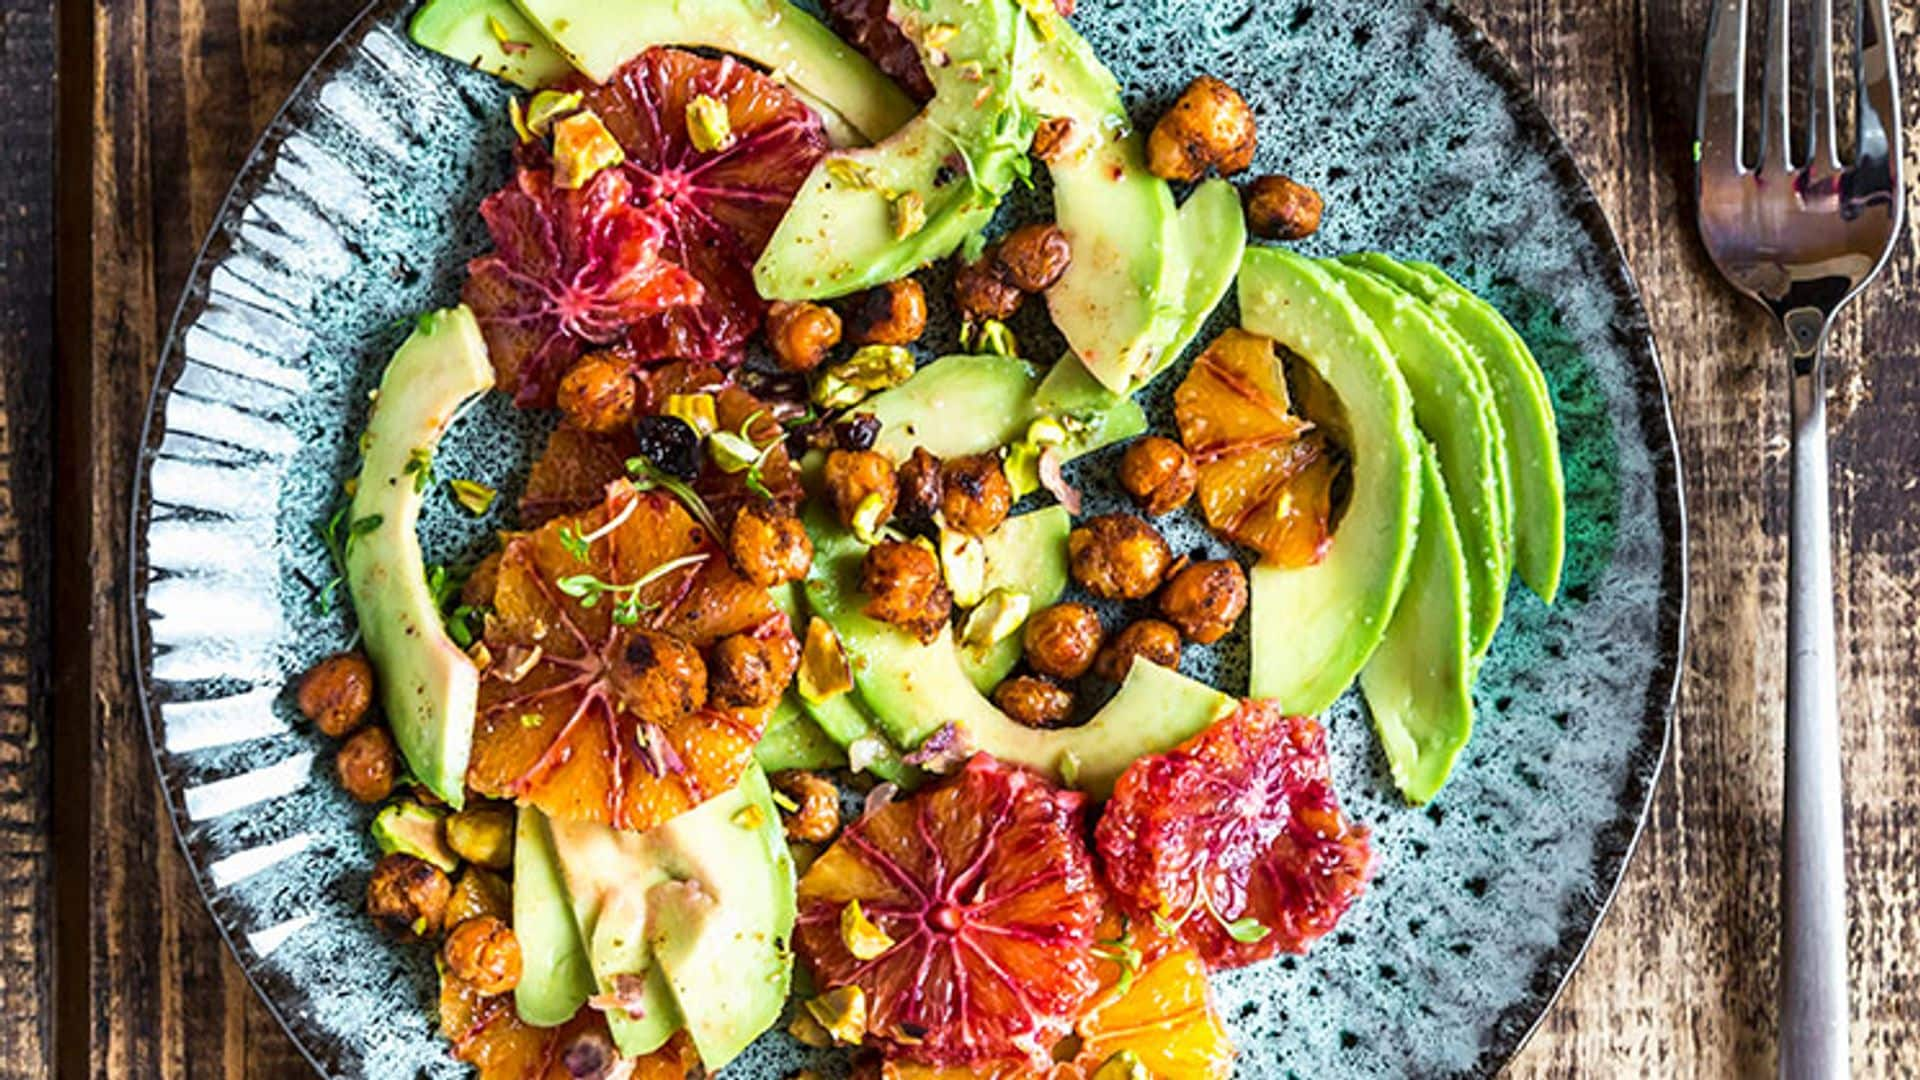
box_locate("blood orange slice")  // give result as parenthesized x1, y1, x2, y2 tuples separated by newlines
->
(794, 755, 1104, 1067)
(466, 480, 779, 829)
(440, 980, 697, 1080)
(464, 167, 702, 408)
(1174, 329, 1345, 568)
(519, 424, 636, 527)
(1095, 700, 1373, 968)
(581, 48, 828, 364)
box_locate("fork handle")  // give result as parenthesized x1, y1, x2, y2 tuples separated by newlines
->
(1782, 329, 1849, 1080)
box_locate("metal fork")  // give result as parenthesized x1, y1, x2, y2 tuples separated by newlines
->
(1695, 1, 1905, 1077)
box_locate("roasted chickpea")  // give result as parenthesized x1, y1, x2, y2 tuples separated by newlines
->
(1022, 602, 1105, 680)
(443, 915, 523, 995)
(607, 631, 708, 724)
(1030, 116, 1076, 163)
(709, 627, 801, 709)
(1147, 75, 1257, 182)
(940, 454, 1013, 536)
(995, 223, 1073, 293)
(367, 852, 452, 940)
(1094, 618, 1184, 682)
(445, 804, 515, 871)
(993, 676, 1074, 728)
(860, 540, 952, 644)
(771, 770, 841, 843)
(1157, 559, 1249, 644)
(727, 503, 814, 587)
(846, 278, 928, 346)
(896, 446, 945, 525)
(823, 449, 898, 533)
(555, 353, 639, 434)
(336, 726, 398, 804)
(298, 651, 375, 737)
(766, 300, 842, 373)
(953, 256, 1023, 323)
(1119, 436, 1198, 517)
(1244, 174, 1324, 241)
(1068, 514, 1173, 600)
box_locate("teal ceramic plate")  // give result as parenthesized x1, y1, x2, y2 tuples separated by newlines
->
(131, 0, 1685, 1075)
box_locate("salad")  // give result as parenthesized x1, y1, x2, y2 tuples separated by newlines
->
(290, 0, 1568, 1074)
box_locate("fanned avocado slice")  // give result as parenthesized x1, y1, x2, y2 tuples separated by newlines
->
(345, 307, 492, 809)
(1359, 443, 1474, 803)
(1238, 248, 1421, 715)
(867, 352, 1144, 465)
(960, 507, 1072, 692)
(409, 0, 574, 89)
(768, 585, 912, 783)
(1138, 179, 1247, 385)
(511, 806, 598, 1027)
(1341, 252, 1564, 603)
(754, 693, 848, 772)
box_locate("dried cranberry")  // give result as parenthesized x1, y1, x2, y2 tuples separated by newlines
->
(834, 412, 881, 451)
(632, 414, 703, 481)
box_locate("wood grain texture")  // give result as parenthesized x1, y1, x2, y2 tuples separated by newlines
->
(55, 1, 1920, 1078)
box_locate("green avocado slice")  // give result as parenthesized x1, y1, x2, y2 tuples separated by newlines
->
(960, 507, 1071, 692)
(1358, 443, 1474, 803)
(511, 805, 598, 1027)
(1341, 253, 1564, 603)
(345, 307, 492, 809)
(753, 0, 1029, 299)
(409, 0, 574, 89)
(543, 816, 680, 1056)
(1322, 259, 1509, 658)
(754, 693, 848, 772)
(767, 585, 913, 783)
(869, 353, 1042, 461)
(1238, 248, 1421, 715)
(1132, 178, 1247, 388)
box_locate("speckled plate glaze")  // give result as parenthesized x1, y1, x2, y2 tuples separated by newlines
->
(131, 0, 1685, 1075)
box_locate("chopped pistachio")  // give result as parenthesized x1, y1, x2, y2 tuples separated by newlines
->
(342, 476, 359, 498)
(552, 110, 625, 190)
(889, 190, 927, 239)
(959, 587, 1031, 652)
(938, 524, 987, 608)
(449, 478, 496, 515)
(518, 712, 541, 728)
(804, 985, 869, 1045)
(788, 1010, 833, 1048)
(525, 89, 584, 137)
(508, 96, 535, 143)
(850, 492, 891, 545)
(685, 94, 735, 153)
(1058, 749, 1083, 789)
(839, 899, 896, 961)
(732, 804, 768, 830)
(846, 736, 887, 776)
(663, 392, 717, 436)
(824, 157, 879, 191)
(1004, 441, 1041, 499)
(1025, 416, 1069, 447)
(1018, 0, 1059, 39)
(798, 617, 854, 703)
(969, 318, 1018, 357)
(708, 428, 762, 473)
(485, 13, 513, 43)
(1090, 1050, 1149, 1080)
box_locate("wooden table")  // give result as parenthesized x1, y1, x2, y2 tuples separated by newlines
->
(0, 0, 1909, 1074)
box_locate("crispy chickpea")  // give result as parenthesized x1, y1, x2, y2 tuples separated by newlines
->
(771, 770, 841, 843)
(995, 223, 1073, 293)
(993, 676, 1074, 728)
(1119, 436, 1198, 517)
(1022, 602, 1105, 680)
(298, 651, 375, 738)
(1068, 514, 1173, 600)
(766, 300, 842, 373)
(367, 852, 452, 941)
(939, 453, 1013, 536)
(896, 447, 945, 524)
(445, 804, 515, 871)
(1244, 174, 1324, 241)
(1094, 618, 1185, 682)
(728, 503, 814, 587)
(607, 631, 708, 724)
(1030, 116, 1076, 163)
(860, 540, 952, 644)
(443, 916, 523, 995)
(953, 256, 1023, 323)
(710, 627, 801, 709)
(555, 353, 639, 434)
(823, 449, 898, 533)
(1157, 559, 1249, 644)
(1147, 75, 1257, 182)
(846, 278, 928, 346)
(336, 726, 399, 804)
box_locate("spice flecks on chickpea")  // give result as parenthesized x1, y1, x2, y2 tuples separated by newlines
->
(1119, 435, 1198, 517)
(940, 453, 1013, 537)
(709, 625, 801, 709)
(443, 915, 523, 995)
(896, 446, 945, 525)
(555, 353, 639, 434)
(606, 630, 708, 724)
(1158, 559, 1249, 644)
(767, 300, 842, 373)
(993, 676, 1074, 728)
(367, 852, 452, 941)
(772, 770, 841, 844)
(953, 256, 1023, 323)
(1147, 75, 1257, 182)
(1244, 174, 1325, 241)
(1095, 618, 1184, 682)
(336, 725, 399, 804)
(860, 540, 952, 644)
(846, 278, 928, 346)
(1068, 513, 1174, 600)
(1022, 602, 1105, 681)
(298, 651, 375, 737)
(823, 449, 899, 533)
(995, 223, 1073, 293)
(728, 503, 813, 587)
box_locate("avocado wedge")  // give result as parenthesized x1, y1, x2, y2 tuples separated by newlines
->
(1139, 178, 1248, 385)
(960, 507, 1072, 692)
(1341, 253, 1564, 603)
(511, 805, 598, 1026)
(754, 693, 848, 772)
(1358, 443, 1474, 803)
(345, 307, 492, 809)
(1238, 248, 1421, 715)
(869, 353, 1042, 461)
(410, 0, 573, 89)
(1322, 259, 1508, 658)
(768, 585, 913, 782)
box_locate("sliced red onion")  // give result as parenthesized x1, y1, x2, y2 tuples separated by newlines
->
(1037, 447, 1081, 515)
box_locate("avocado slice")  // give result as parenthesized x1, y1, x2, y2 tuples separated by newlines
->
(370, 801, 458, 872)
(543, 816, 681, 1056)
(960, 507, 1071, 692)
(409, 0, 573, 89)
(511, 805, 597, 1026)
(1238, 248, 1421, 715)
(1029, 356, 1149, 459)
(754, 0, 1029, 299)
(869, 353, 1042, 461)
(1341, 253, 1564, 603)
(345, 307, 492, 809)
(510, 0, 914, 145)
(1136, 179, 1247, 386)
(1358, 443, 1474, 803)
(1321, 259, 1509, 658)
(755, 693, 849, 772)
(768, 585, 913, 783)
(802, 508, 1232, 795)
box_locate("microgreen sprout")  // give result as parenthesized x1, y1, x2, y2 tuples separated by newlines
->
(625, 456, 720, 537)
(556, 553, 709, 626)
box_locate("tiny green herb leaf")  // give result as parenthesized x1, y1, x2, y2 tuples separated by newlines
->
(625, 456, 720, 537)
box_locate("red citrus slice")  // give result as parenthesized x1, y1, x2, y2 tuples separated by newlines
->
(463, 167, 703, 408)
(794, 755, 1104, 1067)
(581, 48, 828, 364)
(519, 424, 637, 527)
(441, 979, 697, 1080)
(466, 479, 780, 829)
(1095, 700, 1373, 968)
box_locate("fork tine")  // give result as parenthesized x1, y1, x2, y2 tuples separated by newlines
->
(1759, 0, 1793, 169)
(1807, 0, 1837, 170)
(1855, 0, 1904, 171)
(1698, 0, 1749, 174)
